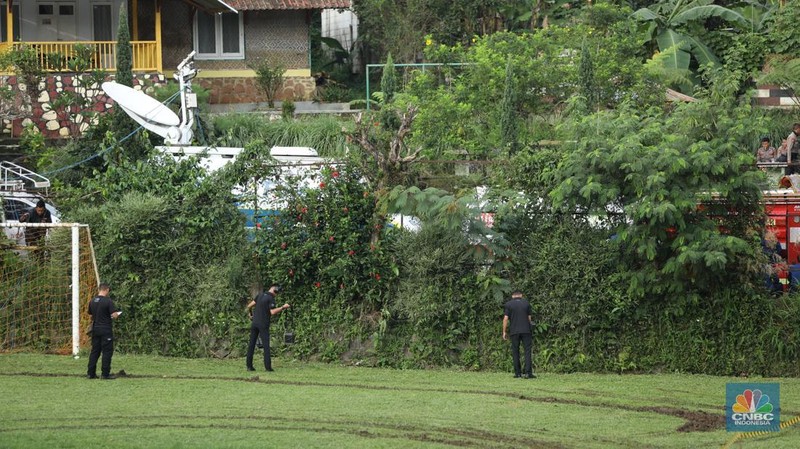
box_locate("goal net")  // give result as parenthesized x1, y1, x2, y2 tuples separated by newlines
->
(0, 223, 99, 355)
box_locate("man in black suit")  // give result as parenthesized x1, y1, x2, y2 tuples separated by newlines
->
(503, 290, 536, 379)
(246, 284, 290, 372)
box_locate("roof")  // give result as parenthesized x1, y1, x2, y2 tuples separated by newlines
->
(665, 88, 697, 103)
(180, 0, 237, 13)
(224, 0, 351, 10)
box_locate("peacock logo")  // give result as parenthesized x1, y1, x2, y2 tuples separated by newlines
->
(732, 389, 773, 414)
(727, 383, 780, 432)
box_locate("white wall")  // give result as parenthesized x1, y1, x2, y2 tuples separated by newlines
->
(19, 0, 123, 42)
(321, 7, 359, 72)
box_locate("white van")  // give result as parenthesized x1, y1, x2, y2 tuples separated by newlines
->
(1, 192, 61, 246)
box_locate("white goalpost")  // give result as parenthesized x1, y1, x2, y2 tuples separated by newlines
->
(0, 222, 99, 356)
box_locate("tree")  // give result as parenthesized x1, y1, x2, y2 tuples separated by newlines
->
(115, 8, 133, 87)
(548, 81, 769, 302)
(631, 0, 748, 87)
(578, 40, 597, 111)
(499, 58, 519, 154)
(250, 60, 285, 109)
(379, 53, 397, 104)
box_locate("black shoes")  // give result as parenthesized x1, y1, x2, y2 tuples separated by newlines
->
(247, 367, 256, 372)
(523, 373, 537, 379)
(265, 368, 274, 372)
(513, 374, 521, 378)
(87, 374, 98, 379)
(101, 375, 116, 380)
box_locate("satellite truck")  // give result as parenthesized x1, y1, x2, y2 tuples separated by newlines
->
(101, 52, 325, 226)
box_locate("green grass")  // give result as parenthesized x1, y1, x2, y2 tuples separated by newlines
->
(1, 353, 799, 448)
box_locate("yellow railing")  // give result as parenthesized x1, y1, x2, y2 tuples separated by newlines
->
(1, 41, 160, 73)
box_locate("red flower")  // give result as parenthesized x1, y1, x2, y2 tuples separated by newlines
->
(339, 283, 345, 289)
(314, 282, 321, 288)
(342, 207, 349, 214)
(348, 250, 355, 256)
(332, 171, 340, 178)
(256, 223, 262, 229)
(319, 182, 326, 188)
(329, 236, 335, 242)
(374, 273, 381, 280)
(280, 242, 287, 249)
(289, 269, 294, 277)
(301, 207, 308, 214)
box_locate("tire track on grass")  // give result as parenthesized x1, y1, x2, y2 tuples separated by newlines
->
(0, 371, 724, 433)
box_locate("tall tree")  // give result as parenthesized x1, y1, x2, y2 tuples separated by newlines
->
(380, 53, 397, 103)
(499, 58, 519, 154)
(115, 8, 133, 87)
(549, 82, 768, 301)
(578, 40, 597, 111)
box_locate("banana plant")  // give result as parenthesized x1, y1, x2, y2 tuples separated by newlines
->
(632, 0, 749, 78)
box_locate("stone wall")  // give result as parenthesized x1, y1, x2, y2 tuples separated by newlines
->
(1, 73, 167, 139)
(198, 76, 316, 104)
(1, 73, 314, 139)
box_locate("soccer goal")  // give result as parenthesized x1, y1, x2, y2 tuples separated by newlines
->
(0, 223, 99, 356)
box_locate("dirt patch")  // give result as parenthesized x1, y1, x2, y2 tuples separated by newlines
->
(638, 407, 724, 432)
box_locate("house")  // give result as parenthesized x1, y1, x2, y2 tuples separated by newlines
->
(0, 0, 349, 137)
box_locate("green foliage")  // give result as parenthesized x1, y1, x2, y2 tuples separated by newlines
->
(43, 44, 108, 139)
(631, 0, 749, 89)
(281, 98, 296, 120)
(499, 58, 519, 154)
(115, 9, 133, 87)
(251, 165, 397, 360)
(209, 114, 351, 158)
(379, 53, 397, 103)
(0, 45, 44, 108)
(759, 55, 800, 108)
(249, 60, 285, 108)
(151, 81, 210, 110)
(18, 124, 47, 168)
(313, 83, 356, 103)
(66, 154, 251, 357)
(549, 80, 767, 302)
(765, 0, 800, 58)
(578, 40, 597, 111)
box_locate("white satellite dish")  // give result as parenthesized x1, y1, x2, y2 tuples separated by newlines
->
(102, 52, 198, 145)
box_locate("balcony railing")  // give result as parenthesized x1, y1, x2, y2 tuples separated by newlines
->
(0, 41, 160, 73)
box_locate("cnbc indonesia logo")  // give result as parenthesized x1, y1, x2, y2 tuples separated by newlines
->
(727, 384, 780, 432)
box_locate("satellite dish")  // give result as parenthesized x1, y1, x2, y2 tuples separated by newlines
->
(101, 52, 199, 146)
(102, 82, 190, 144)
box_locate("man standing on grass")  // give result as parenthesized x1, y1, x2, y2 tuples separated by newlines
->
(503, 290, 536, 379)
(87, 283, 121, 380)
(246, 284, 290, 372)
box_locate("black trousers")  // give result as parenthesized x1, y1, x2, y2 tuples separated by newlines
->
(87, 331, 114, 377)
(246, 325, 271, 370)
(510, 333, 532, 376)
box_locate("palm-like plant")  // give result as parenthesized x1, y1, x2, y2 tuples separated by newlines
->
(632, 0, 749, 73)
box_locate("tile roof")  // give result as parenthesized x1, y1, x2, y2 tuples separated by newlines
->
(225, 0, 350, 10)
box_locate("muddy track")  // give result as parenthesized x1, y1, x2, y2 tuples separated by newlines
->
(1, 371, 727, 434)
(0, 413, 563, 448)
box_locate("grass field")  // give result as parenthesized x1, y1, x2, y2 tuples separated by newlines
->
(1, 353, 799, 448)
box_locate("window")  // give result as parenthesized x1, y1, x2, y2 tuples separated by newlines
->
(92, 4, 112, 41)
(0, 3, 21, 42)
(194, 11, 243, 60)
